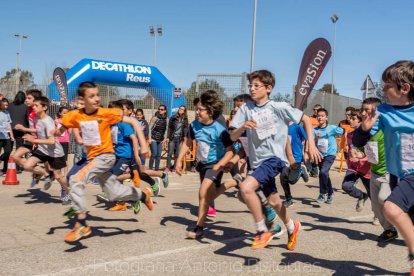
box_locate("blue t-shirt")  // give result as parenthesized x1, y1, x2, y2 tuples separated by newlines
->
(189, 120, 233, 165)
(370, 103, 414, 177)
(113, 122, 135, 159)
(314, 124, 344, 157)
(288, 124, 308, 163)
(0, 110, 12, 139)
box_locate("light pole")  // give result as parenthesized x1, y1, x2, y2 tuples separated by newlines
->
(14, 33, 29, 93)
(250, 0, 257, 73)
(149, 25, 162, 66)
(330, 14, 338, 118)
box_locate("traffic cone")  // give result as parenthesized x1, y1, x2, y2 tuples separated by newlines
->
(3, 156, 19, 185)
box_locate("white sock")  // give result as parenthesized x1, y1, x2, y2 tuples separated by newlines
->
(256, 219, 268, 233)
(286, 219, 295, 234)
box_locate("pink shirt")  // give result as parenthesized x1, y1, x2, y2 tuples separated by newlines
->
(55, 118, 70, 143)
(346, 132, 371, 179)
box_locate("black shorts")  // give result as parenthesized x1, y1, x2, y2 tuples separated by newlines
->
(31, 150, 67, 170)
(197, 163, 224, 187)
(60, 142, 69, 161)
(386, 174, 414, 218)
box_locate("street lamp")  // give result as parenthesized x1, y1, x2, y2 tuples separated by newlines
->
(250, 0, 258, 73)
(14, 33, 29, 93)
(149, 25, 162, 66)
(329, 14, 338, 118)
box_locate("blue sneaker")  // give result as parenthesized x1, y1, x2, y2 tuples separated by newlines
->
(316, 194, 326, 203)
(264, 207, 277, 224)
(326, 194, 334, 204)
(162, 172, 169, 188)
(271, 223, 285, 238)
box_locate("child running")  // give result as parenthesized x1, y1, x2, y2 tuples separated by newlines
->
(353, 61, 414, 274)
(230, 70, 320, 250)
(55, 81, 152, 242)
(175, 90, 234, 239)
(314, 108, 345, 204)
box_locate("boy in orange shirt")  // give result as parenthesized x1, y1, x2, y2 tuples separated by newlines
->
(55, 81, 152, 243)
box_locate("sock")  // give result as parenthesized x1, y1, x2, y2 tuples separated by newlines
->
(140, 192, 147, 202)
(77, 217, 88, 227)
(286, 219, 295, 234)
(256, 219, 268, 233)
(139, 172, 155, 185)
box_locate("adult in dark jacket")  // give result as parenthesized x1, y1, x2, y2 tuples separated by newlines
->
(148, 105, 168, 171)
(165, 105, 188, 171)
(7, 91, 28, 173)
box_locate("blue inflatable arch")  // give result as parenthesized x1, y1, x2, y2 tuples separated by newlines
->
(48, 58, 186, 114)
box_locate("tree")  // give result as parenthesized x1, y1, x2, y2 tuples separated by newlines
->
(183, 79, 228, 111)
(271, 92, 293, 103)
(0, 68, 34, 99)
(318, 83, 339, 95)
(374, 81, 385, 102)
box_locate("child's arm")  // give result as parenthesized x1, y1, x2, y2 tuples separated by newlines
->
(53, 125, 68, 137)
(14, 124, 37, 133)
(72, 128, 83, 144)
(130, 134, 141, 166)
(175, 136, 192, 176)
(123, 116, 149, 157)
(301, 114, 322, 163)
(23, 132, 55, 145)
(285, 136, 295, 166)
(212, 146, 235, 173)
(8, 124, 15, 141)
(230, 119, 255, 141)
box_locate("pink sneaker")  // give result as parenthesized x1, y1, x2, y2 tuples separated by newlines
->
(207, 206, 216, 217)
(164, 168, 171, 173)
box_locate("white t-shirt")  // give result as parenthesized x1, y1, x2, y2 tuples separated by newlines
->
(231, 100, 303, 168)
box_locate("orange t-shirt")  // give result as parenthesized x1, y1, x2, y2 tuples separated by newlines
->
(309, 116, 319, 129)
(61, 108, 123, 159)
(338, 120, 354, 152)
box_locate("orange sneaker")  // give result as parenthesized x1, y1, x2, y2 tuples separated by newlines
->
(132, 170, 141, 188)
(251, 231, 273, 250)
(287, 220, 301, 251)
(142, 187, 153, 210)
(109, 202, 127, 211)
(64, 222, 91, 243)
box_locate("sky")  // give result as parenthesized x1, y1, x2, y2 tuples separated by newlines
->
(1, 0, 413, 99)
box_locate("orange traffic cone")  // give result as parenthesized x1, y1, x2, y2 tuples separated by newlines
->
(3, 156, 19, 185)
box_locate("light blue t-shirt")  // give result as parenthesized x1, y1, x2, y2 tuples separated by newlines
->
(314, 124, 344, 157)
(231, 100, 303, 168)
(113, 122, 135, 159)
(0, 110, 11, 139)
(370, 103, 414, 177)
(189, 120, 233, 165)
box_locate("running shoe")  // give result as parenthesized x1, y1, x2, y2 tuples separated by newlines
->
(356, 193, 369, 212)
(61, 193, 72, 206)
(186, 226, 204, 239)
(377, 229, 398, 243)
(31, 174, 42, 187)
(64, 222, 92, 243)
(207, 206, 216, 217)
(63, 207, 76, 219)
(287, 220, 301, 251)
(151, 177, 162, 196)
(42, 174, 54, 190)
(142, 187, 153, 210)
(301, 165, 309, 183)
(109, 202, 127, 211)
(97, 192, 110, 203)
(283, 199, 294, 208)
(326, 194, 334, 204)
(251, 231, 273, 250)
(316, 194, 326, 203)
(264, 207, 277, 224)
(131, 200, 142, 215)
(164, 168, 170, 173)
(162, 172, 169, 188)
(271, 224, 285, 238)
(233, 174, 245, 186)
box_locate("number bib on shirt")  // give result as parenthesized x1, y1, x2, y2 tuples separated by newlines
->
(252, 109, 277, 140)
(196, 140, 210, 162)
(80, 121, 101, 146)
(401, 133, 414, 171)
(111, 126, 118, 144)
(239, 137, 249, 157)
(364, 141, 379, 164)
(317, 138, 328, 154)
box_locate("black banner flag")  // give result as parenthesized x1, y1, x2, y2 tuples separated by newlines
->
(294, 38, 332, 110)
(53, 67, 68, 104)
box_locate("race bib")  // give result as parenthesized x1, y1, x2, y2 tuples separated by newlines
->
(364, 141, 379, 164)
(111, 125, 118, 144)
(251, 109, 277, 140)
(80, 121, 101, 146)
(401, 133, 414, 171)
(317, 138, 328, 153)
(196, 140, 210, 162)
(239, 137, 249, 157)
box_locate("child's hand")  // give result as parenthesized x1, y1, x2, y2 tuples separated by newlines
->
(22, 134, 34, 143)
(15, 124, 24, 131)
(212, 163, 222, 174)
(308, 143, 322, 164)
(175, 162, 183, 176)
(140, 148, 149, 158)
(243, 119, 256, 130)
(361, 105, 380, 132)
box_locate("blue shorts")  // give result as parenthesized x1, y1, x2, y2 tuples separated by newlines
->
(386, 174, 414, 217)
(111, 157, 134, 176)
(249, 157, 286, 197)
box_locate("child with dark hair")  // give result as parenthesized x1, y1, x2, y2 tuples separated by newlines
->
(55, 106, 70, 177)
(175, 90, 234, 239)
(165, 105, 188, 172)
(0, 98, 14, 176)
(149, 104, 168, 171)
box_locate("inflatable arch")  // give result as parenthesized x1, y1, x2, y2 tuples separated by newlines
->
(48, 58, 186, 114)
